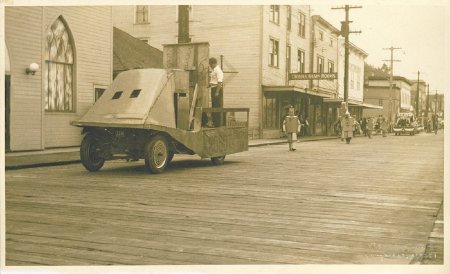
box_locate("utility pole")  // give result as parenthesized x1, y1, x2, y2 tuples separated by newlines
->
(425, 84, 430, 117)
(332, 5, 362, 109)
(415, 71, 420, 116)
(435, 90, 438, 117)
(177, 5, 191, 43)
(382, 46, 401, 125)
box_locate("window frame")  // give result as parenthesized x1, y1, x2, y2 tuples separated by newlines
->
(269, 37, 280, 68)
(286, 44, 291, 73)
(297, 49, 305, 73)
(135, 5, 149, 24)
(44, 17, 75, 113)
(317, 55, 324, 73)
(298, 12, 306, 38)
(328, 60, 335, 73)
(270, 5, 280, 25)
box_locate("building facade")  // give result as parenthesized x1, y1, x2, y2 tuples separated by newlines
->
(113, 5, 358, 138)
(363, 76, 412, 123)
(5, 6, 113, 151)
(308, 15, 339, 136)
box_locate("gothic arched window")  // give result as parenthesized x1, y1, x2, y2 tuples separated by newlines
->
(44, 17, 74, 112)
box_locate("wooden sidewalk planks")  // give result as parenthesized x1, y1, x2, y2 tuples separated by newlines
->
(5, 134, 444, 265)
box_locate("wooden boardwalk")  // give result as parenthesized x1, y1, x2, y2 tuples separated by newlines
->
(5, 133, 444, 265)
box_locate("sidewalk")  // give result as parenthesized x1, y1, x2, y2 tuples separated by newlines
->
(4, 135, 337, 170)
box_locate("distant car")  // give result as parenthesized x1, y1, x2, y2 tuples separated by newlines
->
(393, 117, 417, 136)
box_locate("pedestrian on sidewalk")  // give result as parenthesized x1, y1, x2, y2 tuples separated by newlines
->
(380, 116, 388, 137)
(283, 106, 301, 151)
(366, 117, 374, 139)
(341, 111, 356, 144)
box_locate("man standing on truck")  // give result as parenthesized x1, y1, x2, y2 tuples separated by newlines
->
(209, 57, 224, 127)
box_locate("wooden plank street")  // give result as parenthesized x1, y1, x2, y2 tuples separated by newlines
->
(5, 132, 444, 265)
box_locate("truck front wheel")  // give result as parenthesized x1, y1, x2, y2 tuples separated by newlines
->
(145, 135, 169, 174)
(80, 134, 105, 172)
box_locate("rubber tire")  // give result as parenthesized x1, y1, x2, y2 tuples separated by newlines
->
(167, 152, 174, 164)
(346, 138, 351, 144)
(80, 134, 105, 172)
(211, 155, 226, 165)
(145, 135, 169, 174)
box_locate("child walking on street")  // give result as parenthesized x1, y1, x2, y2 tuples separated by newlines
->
(283, 106, 301, 151)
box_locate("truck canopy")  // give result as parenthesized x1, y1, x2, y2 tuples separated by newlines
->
(74, 69, 176, 128)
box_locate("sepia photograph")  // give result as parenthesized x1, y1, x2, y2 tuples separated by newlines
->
(1, 0, 448, 273)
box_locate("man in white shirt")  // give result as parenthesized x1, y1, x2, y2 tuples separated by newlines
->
(209, 57, 224, 126)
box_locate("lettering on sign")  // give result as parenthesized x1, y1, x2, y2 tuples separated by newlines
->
(289, 73, 337, 80)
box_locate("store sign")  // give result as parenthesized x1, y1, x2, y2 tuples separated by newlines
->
(289, 72, 337, 80)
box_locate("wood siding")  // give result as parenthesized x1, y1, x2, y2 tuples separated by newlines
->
(5, 7, 44, 150)
(311, 18, 338, 95)
(113, 5, 262, 131)
(5, 6, 112, 151)
(262, 5, 310, 89)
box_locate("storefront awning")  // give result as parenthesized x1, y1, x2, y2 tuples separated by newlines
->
(263, 85, 306, 93)
(323, 98, 343, 103)
(323, 98, 383, 109)
(349, 102, 383, 109)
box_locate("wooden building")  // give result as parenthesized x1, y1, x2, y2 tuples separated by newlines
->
(4, 6, 113, 151)
(113, 5, 354, 138)
(363, 76, 412, 122)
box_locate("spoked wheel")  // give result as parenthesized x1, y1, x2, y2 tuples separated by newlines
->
(80, 134, 105, 172)
(211, 155, 226, 165)
(145, 135, 169, 174)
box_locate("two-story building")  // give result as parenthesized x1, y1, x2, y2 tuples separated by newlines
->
(4, 6, 113, 152)
(363, 76, 412, 123)
(113, 5, 353, 138)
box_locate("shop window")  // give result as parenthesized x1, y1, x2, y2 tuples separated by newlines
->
(263, 96, 279, 129)
(44, 16, 74, 112)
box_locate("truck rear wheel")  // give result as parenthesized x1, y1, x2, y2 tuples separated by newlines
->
(145, 135, 169, 174)
(80, 134, 105, 172)
(211, 156, 226, 165)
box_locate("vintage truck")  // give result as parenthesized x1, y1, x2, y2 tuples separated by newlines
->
(71, 42, 249, 173)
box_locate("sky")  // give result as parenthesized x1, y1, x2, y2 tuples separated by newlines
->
(311, 1, 449, 94)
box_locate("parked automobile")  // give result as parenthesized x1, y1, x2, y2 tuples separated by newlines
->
(393, 113, 418, 136)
